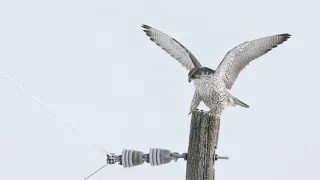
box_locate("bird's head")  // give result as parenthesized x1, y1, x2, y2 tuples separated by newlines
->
(188, 67, 215, 83)
(188, 68, 200, 82)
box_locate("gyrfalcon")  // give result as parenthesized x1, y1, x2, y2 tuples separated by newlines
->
(142, 24, 291, 116)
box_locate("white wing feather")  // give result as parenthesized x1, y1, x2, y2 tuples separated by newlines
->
(215, 33, 291, 89)
(142, 24, 202, 70)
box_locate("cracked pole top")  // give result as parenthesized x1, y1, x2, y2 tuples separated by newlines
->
(186, 111, 221, 180)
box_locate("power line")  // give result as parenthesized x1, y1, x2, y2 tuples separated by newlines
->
(84, 164, 108, 180)
(0, 72, 108, 154)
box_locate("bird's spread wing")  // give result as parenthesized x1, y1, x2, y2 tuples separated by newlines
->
(215, 33, 291, 89)
(142, 24, 202, 70)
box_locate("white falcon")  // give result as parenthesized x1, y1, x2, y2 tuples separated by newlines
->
(142, 24, 291, 115)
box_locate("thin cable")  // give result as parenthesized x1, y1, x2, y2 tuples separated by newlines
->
(84, 163, 108, 180)
(0, 72, 108, 154)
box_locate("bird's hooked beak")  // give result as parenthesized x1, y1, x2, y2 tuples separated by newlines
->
(188, 75, 197, 83)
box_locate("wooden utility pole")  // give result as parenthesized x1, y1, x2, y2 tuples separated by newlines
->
(186, 111, 221, 180)
(84, 110, 224, 179)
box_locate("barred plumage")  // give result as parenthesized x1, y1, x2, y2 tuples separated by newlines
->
(142, 24, 291, 115)
(142, 24, 202, 70)
(215, 33, 291, 89)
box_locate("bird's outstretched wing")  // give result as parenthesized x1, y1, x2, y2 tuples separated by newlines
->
(142, 24, 202, 70)
(215, 33, 291, 89)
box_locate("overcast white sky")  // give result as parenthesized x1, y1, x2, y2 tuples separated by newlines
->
(0, 0, 319, 179)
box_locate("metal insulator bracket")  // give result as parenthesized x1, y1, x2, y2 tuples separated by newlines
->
(106, 148, 228, 168)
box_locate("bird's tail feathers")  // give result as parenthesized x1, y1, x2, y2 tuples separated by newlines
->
(233, 97, 249, 108)
(226, 89, 249, 108)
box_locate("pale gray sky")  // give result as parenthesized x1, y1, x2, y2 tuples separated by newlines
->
(0, 0, 319, 179)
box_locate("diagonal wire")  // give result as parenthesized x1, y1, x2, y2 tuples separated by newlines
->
(84, 163, 109, 180)
(0, 72, 108, 154)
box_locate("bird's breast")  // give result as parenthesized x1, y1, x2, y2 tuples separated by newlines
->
(194, 80, 216, 98)
(194, 78, 228, 107)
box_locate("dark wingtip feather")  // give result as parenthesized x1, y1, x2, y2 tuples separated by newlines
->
(282, 33, 291, 37)
(142, 25, 153, 38)
(141, 24, 151, 29)
(143, 30, 152, 36)
(279, 33, 291, 42)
